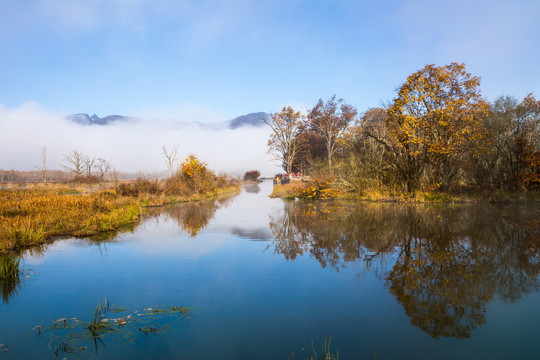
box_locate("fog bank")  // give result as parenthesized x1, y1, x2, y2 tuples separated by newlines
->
(0, 102, 280, 177)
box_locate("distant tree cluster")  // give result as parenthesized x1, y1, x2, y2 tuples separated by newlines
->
(243, 170, 261, 181)
(265, 62, 539, 192)
(62, 149, 112, 182)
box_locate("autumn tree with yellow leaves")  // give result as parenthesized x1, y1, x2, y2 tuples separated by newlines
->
(386, 63, 489, 191)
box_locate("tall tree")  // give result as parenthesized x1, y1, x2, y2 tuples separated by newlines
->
(264, 106, 303, 173)
(308, 95, 357, 167)
(386, 63, 489, 191)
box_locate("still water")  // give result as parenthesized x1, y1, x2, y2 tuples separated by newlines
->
(1, 181, 539, 359)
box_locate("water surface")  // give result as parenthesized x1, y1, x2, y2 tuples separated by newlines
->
(1, 181, 539, 359)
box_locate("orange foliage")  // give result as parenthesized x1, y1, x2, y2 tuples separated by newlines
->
(180, 154, 208, 179)
(386, 63, 489, 190)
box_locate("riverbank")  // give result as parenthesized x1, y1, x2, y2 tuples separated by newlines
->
(0, 181, 240, 253)
(270, 181, 540, 203)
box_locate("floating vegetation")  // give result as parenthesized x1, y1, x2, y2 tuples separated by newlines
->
(32, 298, 192, 358)
(138, 326, 167, 335)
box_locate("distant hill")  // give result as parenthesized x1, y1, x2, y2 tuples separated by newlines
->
(227, 112, 270, 129)
(66, 112, 270, 129)
(66, 113, 136, 125)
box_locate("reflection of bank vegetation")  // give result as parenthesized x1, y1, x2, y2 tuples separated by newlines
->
(0, 254, 22, 304)
(269, 202, 540, 338)
(161, 196, 233, 237)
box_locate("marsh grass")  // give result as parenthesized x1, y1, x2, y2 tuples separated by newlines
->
(0, 189, 144, 252)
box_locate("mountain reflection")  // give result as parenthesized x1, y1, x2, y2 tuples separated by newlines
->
(269, 201, 540, 338)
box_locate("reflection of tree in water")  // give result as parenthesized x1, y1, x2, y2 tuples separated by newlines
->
(243, 183, 261, 194)
(164, 197, 232, 237)
(270, 202, 399, 269)
(269, 202, 540, 338)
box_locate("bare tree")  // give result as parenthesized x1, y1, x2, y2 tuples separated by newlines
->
(109, 168, 119, 185)
(62, 149, 85, 177)
(95, 158, 112, 180)
(264, 107, 303, 173)
(34, 145, 48, 183)
(82, 155, 96, 177)
(308, 95, 358, 166)
(162, 145, 179, 178)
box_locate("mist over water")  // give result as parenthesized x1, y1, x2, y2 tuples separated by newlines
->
(0, 102, 280, 176)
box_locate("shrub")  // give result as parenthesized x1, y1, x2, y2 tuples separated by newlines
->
(166, 155, 216, 195)
(115, 178, 161, 197)
(180, 155, 209, 179)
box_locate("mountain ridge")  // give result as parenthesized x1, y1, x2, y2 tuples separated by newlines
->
(66, 112, 270, 129)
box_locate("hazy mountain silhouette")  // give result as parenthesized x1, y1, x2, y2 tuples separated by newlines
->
(67, 112, 270, 129)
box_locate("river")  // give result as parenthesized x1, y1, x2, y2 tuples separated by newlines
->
(1, 181, 539, 359)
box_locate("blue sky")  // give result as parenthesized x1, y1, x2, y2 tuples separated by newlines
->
(1, 0, 538, 121)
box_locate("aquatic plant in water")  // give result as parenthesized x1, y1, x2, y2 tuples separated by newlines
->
(32, 298, 192, 358)
(290, 336, 339, 360)
(309, 336, 339, 360)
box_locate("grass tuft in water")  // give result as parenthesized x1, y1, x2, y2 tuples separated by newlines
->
(88, 298, 115, 337)
(310, 335, 339, 360)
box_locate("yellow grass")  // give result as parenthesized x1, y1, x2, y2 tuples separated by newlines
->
(0, 189, 144, 252)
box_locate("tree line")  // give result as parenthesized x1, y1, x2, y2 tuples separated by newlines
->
(265, 63, 539, 192)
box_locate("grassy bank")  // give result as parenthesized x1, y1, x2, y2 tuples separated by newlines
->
(270, 179, 540, 204)
(0, 180, 240, 253)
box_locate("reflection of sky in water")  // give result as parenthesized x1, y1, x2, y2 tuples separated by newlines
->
(209, 180, 281, 238)
(2, 183, 540, 359)
(110, 181, 279, 258)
